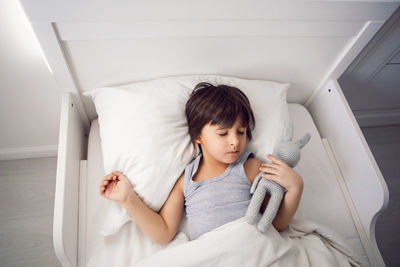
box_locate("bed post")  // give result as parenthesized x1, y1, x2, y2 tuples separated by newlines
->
(28, 22, 90, 267)
(307, 79, 389, 267)
(53, 92, 88, 267)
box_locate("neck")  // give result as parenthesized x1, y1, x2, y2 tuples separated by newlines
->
(200, 152, 229, 175)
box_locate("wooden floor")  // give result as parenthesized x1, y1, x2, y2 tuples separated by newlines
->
(0, 157, 60, 267)
(0, 125, 399, 266)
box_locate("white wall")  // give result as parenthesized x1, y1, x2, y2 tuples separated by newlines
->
(0, 0, 61, 160)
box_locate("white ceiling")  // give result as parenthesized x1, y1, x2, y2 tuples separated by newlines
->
(0, 0, 61, 159)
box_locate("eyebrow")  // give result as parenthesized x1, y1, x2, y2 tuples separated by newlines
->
(216, 125, 246, 130)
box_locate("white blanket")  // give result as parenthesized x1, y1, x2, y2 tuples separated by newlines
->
(135, 217, 361, 267)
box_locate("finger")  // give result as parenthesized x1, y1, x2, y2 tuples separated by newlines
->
(117, 173, 128, 181)
(261, 173, 279, 182)
(267, 154, 286, 166)
(103, 174, 113, 181)
(99, 186, 105, 195)
(260, 163, 283, 173)
(259, 166, 279, 175)
(260, 162, 280, 169)
(111, 172, 124, 180)
(99, 178, 108, 188)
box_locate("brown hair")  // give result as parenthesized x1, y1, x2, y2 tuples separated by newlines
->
(185, 82, 255, 147)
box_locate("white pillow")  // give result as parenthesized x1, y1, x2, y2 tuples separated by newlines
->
(84, 75, 289, 236)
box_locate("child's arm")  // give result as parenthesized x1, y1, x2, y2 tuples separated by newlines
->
(99, 171, 185, 244)
(259, 154, 303, 231)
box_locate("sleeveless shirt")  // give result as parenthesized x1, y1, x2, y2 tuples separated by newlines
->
(183, 150, 254, 240)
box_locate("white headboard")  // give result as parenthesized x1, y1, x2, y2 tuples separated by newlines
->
(19, 0, 399, 123)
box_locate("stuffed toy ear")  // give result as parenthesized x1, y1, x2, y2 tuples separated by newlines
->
(282, 121, 294, 142)
(295, 133, 311, 149)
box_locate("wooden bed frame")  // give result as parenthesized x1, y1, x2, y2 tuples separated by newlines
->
(19, 1, 399, 266)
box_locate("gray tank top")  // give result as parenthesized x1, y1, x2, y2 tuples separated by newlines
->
(184, 150, 254, 240)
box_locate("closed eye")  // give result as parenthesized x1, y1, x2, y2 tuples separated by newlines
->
(218, 131, 245, 136)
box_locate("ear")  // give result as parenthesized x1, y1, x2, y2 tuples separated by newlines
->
(283, 121, 294, 142)
(196, 137, 202, 144)
(295, 133, 311, 149)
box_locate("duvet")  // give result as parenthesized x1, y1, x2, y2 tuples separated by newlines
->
(136, 216, 361, 267)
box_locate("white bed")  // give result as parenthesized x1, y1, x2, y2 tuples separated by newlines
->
(82, 104, 368, 266)
(18, 1, 398, 266)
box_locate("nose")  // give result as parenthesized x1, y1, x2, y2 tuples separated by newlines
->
(229, 133, 240, 147)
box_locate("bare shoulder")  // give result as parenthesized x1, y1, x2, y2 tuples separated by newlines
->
(244, 157, 262, 183)
(165, 171, 185, 202)
(175, 171, 185, 192)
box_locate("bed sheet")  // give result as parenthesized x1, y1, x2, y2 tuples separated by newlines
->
(83, 103, 369, 266)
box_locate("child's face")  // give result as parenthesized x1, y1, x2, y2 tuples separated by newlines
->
(196, 117, 247, 165)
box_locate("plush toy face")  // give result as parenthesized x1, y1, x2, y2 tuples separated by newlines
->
(274, 122, 311, 168)
(276, 142, 301, 167)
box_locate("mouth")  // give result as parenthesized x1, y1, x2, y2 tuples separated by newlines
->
(228, 151, 240, 154)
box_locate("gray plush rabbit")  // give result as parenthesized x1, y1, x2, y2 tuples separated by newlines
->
(245, 122, 311, 232)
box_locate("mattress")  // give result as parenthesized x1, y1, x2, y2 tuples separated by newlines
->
(82, 103, 369, 266)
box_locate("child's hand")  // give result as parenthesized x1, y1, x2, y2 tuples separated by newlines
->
(99, 171, 133, 203)
(259, 154, 303, 192)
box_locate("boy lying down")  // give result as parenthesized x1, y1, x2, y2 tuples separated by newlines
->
(100, 82, 303, 243)
(99, 82, 360, 266)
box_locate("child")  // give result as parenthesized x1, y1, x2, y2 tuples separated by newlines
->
(99, 82, 303, 244)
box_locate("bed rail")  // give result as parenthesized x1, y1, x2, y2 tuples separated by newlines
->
(53, 92, 88, 267)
